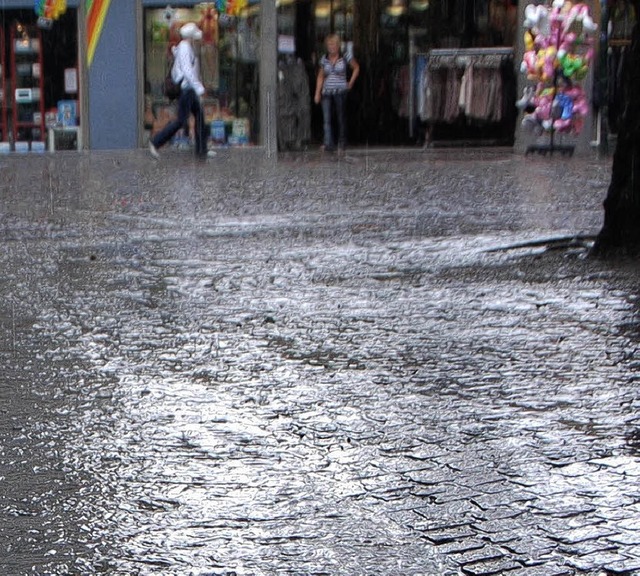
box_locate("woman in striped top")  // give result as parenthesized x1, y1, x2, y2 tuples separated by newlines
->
(314, 34, 360, 153)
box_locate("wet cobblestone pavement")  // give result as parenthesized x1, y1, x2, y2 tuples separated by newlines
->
(1, 148, 640, 576)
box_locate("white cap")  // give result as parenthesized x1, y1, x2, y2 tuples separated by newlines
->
(180, 22, 203, 40)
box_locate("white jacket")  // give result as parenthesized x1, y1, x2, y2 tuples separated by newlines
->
(172, 40, 205, 97)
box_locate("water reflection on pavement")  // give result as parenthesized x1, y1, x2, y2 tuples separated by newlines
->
(1, 149, 639, 576)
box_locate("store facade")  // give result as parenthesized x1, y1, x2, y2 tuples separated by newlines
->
(0, 1, 607, 153)
(0, 0, 275, 153)
(277, 0, 601, 152)
(0, 0, 142, 151)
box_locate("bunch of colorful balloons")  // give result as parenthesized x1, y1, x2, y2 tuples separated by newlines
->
(216, 0, 248, 16)
(520, 82, 589, 135)
(521, 0, 597, 82)
(34, 0, 67, 20)
(519, 0, 597, 135)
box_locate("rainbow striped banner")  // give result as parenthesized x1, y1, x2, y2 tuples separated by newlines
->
(86, 0, 111, 66)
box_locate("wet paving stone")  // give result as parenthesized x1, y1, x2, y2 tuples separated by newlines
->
(551, 525, 621, 545)
(451, 544, 506, 566)
(608, 531, 640, 546)
(422, 526, 480, 545)
(435, 538, 487, 555)
(603, 556, 640, 574)
(460, 557, 523, 575)
(508, 567, 575, 576)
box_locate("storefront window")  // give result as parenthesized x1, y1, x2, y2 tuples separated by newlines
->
(144, 2, 260, 148)
(0, 9, 79, 152)
(273, 0, 520, 148)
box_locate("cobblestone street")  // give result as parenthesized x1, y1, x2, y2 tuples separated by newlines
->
(1, 148, 639, 576)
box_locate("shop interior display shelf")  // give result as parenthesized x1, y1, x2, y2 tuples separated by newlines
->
(10, 23, 45, 149)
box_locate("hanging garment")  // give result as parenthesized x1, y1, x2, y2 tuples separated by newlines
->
(459, 63, 473, 115)
(396, 65, 411, 118)
(277, 57, 311, 150)
(443, 66, 462, 123)
(416, 54, 428, 122)
(421, 50, 513, 126)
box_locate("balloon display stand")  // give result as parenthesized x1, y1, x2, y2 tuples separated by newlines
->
(518, 0, 597, 157)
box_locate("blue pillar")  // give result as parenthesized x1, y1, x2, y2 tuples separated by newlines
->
(87, 0, 139, 149)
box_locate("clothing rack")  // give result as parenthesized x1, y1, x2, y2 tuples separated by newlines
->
(410, 47, 514, 136)
(412, 47, 515, 143)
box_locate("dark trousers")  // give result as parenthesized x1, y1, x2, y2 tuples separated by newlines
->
(321, 91, 347, 150)
(152, 88, 208, 156)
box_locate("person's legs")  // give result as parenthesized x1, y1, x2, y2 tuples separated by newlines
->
(335, 92, 347, 150)
(151, 89, 192, 149)
(190, 95, 208, 157)
(321, 95, 334, 150)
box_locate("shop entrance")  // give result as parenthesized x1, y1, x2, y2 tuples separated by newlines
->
(277, 0, 518, 149)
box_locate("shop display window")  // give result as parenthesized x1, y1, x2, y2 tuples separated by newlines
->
(286, 0, 519, 146)
(0, 9, 78, 152)
(144, 2, 260, 147)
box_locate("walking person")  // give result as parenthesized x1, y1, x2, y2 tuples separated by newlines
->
(314, 34, 360, 153)
(149, 22, 215, 160)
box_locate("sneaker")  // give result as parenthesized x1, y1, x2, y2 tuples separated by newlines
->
(149, 142, 160, 159)
(196, 150, 218, 160)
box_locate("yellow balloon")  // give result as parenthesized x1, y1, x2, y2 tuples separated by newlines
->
(524, 30, 534, 51)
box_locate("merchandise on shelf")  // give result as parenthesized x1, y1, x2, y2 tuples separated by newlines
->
(57, 100, 77, 126)
(11, 24, 46, 149)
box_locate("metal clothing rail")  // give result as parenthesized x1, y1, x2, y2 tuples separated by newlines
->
(427, 47, 514, 57)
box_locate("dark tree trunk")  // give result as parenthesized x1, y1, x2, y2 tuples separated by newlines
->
(592, 20, 640, 256)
